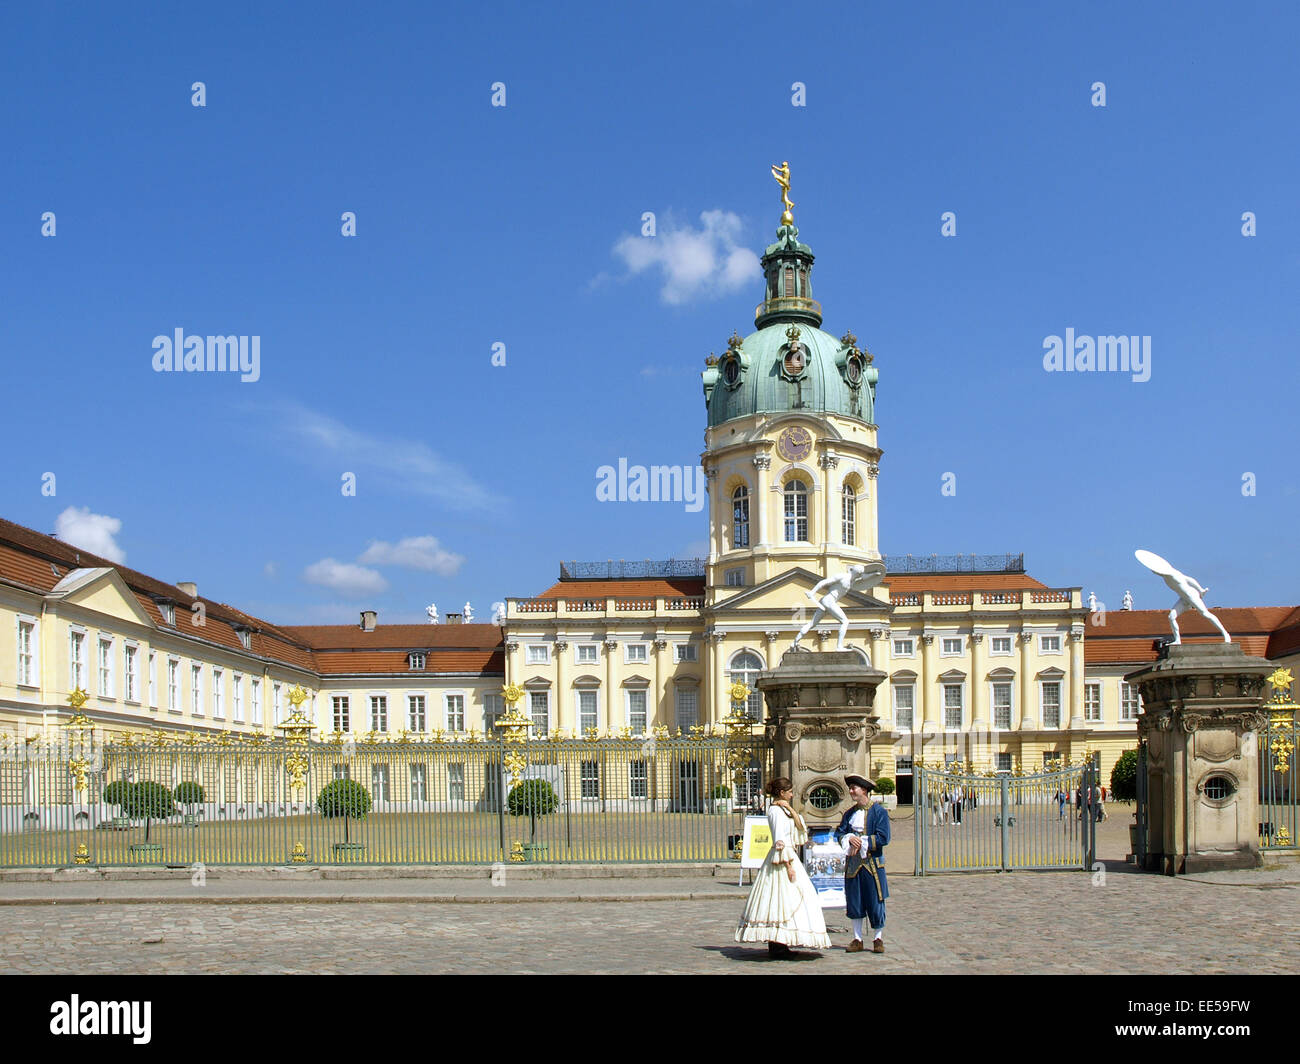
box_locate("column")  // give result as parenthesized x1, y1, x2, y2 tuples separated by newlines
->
(920, 629, 936, 726)
(1068, 624, 1085, 729)
(753, 454, 771, 547)
(819, 453, 839, 553)
(554, 640, 569, 733)
(969, 630, 986, 730)
(603, 639, 618, 734)
(652, 637, 667, 731)
(865, 460, 880, 553)
(712, 631, 729, 725)
(1018, 629, 1036, 730)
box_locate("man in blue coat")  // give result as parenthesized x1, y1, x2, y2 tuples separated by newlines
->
(833, 774, 890, 953)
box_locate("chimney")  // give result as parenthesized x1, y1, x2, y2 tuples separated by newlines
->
(445, 612, 463, 624)
(177, 582, 198, 598)
(360, 610, 377, 631)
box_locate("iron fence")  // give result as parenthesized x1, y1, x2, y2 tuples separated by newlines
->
(1260, 706, 1297, 850)
(0, 734, 773, 867)
(915, 763, 1097, 874)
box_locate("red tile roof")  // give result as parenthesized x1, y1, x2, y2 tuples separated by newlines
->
(283, 624, 504, 650)
(314, 649, 504, 676)
(1083, 607, 1296, 665)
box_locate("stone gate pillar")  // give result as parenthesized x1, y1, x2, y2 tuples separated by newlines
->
(1127, 643, 1272, 875)
(757, 650, 886, 830)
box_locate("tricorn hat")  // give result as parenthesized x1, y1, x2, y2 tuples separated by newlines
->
(845, 774, 876, 792)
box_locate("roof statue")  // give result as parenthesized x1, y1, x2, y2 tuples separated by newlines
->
(771, 160, 794, 225)
(1134, 549, 1230, 644)
(1122, 589, 1133, 610)
(1087, 591, 1098, 612)
(791, 561, 887, 656)
(491, 601, 506, 625)
(463, 601, 474, 622)
(425, 603, 439, 625)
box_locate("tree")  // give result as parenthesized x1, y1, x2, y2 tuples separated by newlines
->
(102, 779, 132, 811)
(174, 781, 205, 811)
(1110, 749, 1140, 803)
(122, 781, 176, 842)
(507, 778, 559, 818)
(316, 779, 372, 844)
(874, 777, 896, 796)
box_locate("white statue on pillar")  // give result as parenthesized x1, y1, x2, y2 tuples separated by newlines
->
(463, 601, 474, 622)
(425, 603, 439, 624)
(1135, 550, 1230, 644)
(1087, 591, 1098, 612)
(791, 561, 886, 655)
(491, 601, 506, 625)
(1122, 589, 1133, 611)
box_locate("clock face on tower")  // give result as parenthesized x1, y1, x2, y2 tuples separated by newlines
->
(776, 426, 813, 462)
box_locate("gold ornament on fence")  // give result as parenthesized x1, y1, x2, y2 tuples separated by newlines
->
(69, 757, 89, 793)
(73, 844, 91, 866)
(290, 841, 309, 864)
(277, 686, 318, 798)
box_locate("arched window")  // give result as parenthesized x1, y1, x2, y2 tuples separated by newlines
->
(729, 651, 764, 719)
(842, 483, 856, 545)
(732, 485, 750, 548)
(783, 479, 808, 542)
(783, 265, 795, 298)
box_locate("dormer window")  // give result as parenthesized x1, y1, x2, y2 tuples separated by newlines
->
(159, 602, 176, 626)
(234, 625, 252, 650)
(408, 652, 426, 670)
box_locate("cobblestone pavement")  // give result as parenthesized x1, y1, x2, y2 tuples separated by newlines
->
(3, 860, 1295, 975)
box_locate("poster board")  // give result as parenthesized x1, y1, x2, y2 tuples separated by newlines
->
(739, 815, 772, 868)
(804, 829, 847, 909)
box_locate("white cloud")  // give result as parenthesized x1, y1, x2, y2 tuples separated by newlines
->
(302, 558, 389, 597)
(612, 210, 761, 305)
(55, 507, 126, 563)
(263, 562, 278, 578)
(266, 402, 502, 512)
(358, 536, 465, 577)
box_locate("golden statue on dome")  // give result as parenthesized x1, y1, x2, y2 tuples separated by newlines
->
(771, 161, 794, 225)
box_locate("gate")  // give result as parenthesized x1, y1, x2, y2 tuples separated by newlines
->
(915, 763, 1097, 874)
(1134, 743, 1149, 867)
(1260, 671, 1297, 851)
(0, 731, 774, 867)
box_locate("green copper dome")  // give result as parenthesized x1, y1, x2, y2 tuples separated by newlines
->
(703, 223, 877, 427)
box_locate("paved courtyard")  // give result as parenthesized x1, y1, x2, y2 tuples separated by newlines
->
(2, 857, 1295, 975)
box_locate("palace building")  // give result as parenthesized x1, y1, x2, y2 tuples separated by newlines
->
(3, 181, 1297, 798)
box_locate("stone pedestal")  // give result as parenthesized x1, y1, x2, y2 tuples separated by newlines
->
(756, 650, 886, 830)
(1127, 643, 1272, 875)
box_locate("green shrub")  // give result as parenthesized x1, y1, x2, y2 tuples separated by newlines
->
(102, 779, 133, 809)
(711, 784, 732, 799)
(316, 779, 373, 820)
(174, 781, 205, 807)
(1110, 749, 1139, 802)
(874, 777, 895, 796)
(122, 781, 176, 821)
(507, 778, 559, 818)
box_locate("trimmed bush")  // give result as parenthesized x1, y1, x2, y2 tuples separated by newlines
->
(102, 779, 133, 809)
(1110, 749, 1139, 803)
(507, 779, 559, 818)
(316, 779, 373, 845)
(711, 784, 732, 799)
(874, 777, 896, 796)
(123, 781, 176, 822)
(174, 781, 205, 807)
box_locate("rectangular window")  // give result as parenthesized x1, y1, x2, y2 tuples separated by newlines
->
(991, 636, 1013, 655)
(168, 659, 180, 711)
(842, 487, 856, 545)
(1084, 683, 1102, 722)
(445, 694, 465, 732)
(1042, 682, 1062, 729)
(148, 651, 157, 706)
(1043, 751, 1062, 768)
(408, 695, 426, 732)
(484, 693, 503, 731)
(576, 643, 598, 664)
(627, 689, 648, 734)
(1121, 683, 1141, 721)
(527, 645, 549, 664)
(725, 567, 745, 587)
(629, 760, 648, 800)
(333, 764, 350, 781)
(233, 674, 244, 722)
(992, 683, 1012, 730)
(98, 638, 114, 698)
(578, 690, 598, 732)
(192, 665, 203, 715)
(943, 684, 963, 730)
(529, 691, 549, 735)
(733, 491, 750, 548)
(273, 683, 282, 724)
(1040, 634, 1062, 654)
(995, 752, 1012, 773)
(893, 685, 914, 731)
(408, 653, 426, 670)
(580, 760, 600, 800)
(674, 643, 698, 663)
(784, 485, 808, 541)
(332, 696, 350, 732)
(675, 686, 699, 730)
(370, 696, 388, 732)
(941, 637, 963, 656)
(212, 667, 224, 718)
(17, 619, 36, 687)
(372, 763, 390, 802)
(409, 764, 427, 802)
(892, 638, 914, 657)
(124, 644, 139, 702)
(447, 763, 464, 803)
(251, 679, 261, 724)
(625, 643, 648, 663)
(69, 631, 86, 690)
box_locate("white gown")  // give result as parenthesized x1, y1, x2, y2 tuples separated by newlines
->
(735, 805, 831, 949)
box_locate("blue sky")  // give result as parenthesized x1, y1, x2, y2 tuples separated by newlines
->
(2, 1, 1297, 623)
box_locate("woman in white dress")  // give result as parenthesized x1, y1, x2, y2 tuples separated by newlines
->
(735, 777, 831, 958)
